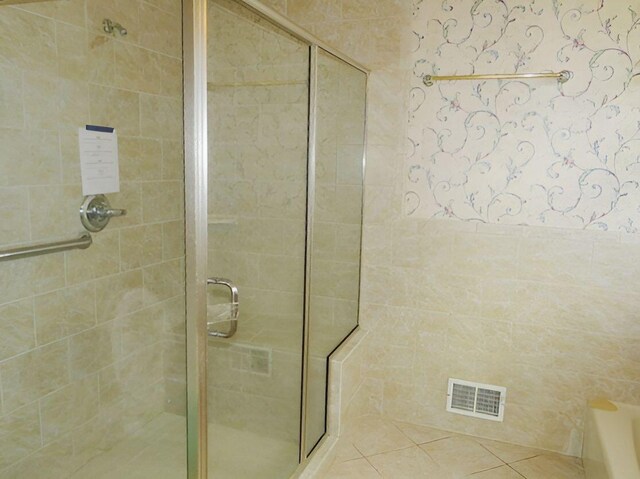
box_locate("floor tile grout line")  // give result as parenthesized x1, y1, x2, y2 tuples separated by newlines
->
(353, 442, 415, 460)
(415, 433, 457, 446)
(467, 464, 515, 477)
(475, 439, 552, 468)
(392, 421, 458, 447)
(418, 434, 503, 476)
(362, 454, 384, 478)
(477, 440, 510, 466)
(415, 443, 439, 466)
(506, 463, 528, 479)
(364, 443, 418, 459)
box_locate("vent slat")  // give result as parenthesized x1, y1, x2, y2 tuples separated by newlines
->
(476, 388, 501, 416)
(450, 384, 476, 411)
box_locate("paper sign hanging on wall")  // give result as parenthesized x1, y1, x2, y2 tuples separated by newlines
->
(79, 125, 120, 196)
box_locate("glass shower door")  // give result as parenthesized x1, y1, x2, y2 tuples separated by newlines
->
(206, 1, 309, 477)
(304, 49, 367, 457)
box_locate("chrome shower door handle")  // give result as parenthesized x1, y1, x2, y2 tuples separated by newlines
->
(207, 277, 239, 338)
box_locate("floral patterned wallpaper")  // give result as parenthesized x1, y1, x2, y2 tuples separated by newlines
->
(405, 0, 640, 231)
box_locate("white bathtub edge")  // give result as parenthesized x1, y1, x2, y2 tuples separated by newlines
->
(584, 402, 640, 479)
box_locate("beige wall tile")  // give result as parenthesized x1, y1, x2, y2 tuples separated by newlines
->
(144, 0, 181, 16)
(162, 220, 185, 260)
(287, 0, 341, 24)
(140, 94, 182, 139)
(0, 404, 41, 470)
(259, 255, 304, 294)
(60, 132, 82, 184)
(65, 230, 120, 285)
(57, 79, 90, 131)
(0, 257, 61, 305)
(34, 283, 97, 345)
(29, 185, 80, 240)
(69, 322, 122, 380)
(0, 129, 61, 187)
(0, 188, 30, 245)
(95, 270, 144, 323)
(0, 66, 23, 129)
(161, 139, 184, 180)
(114, 42, 181, 96)
(261, 103, 309, 146)
(257, 180, 306, 219)
(138, 2, 182, 58)
(518, 237, 593, 285)
(0, 8, 57, 74)
(2, 434, 75, 479)
(365, 146, 401, 187)
(23, 71, 59, 130)
(119, 225, 163, 270)
(162, 294, 185, 336)
(591, 241, 640, 290)
(1, 340, 70, 413)
(119, 137, 163, 182)
(40, 375, 100, 445)
(87, 34, 116, 86)
(17, 0, 86, 28)
(56, 22, 89, 82)
(89, 85, 141, 136)
(98, 345, 163, 410)
(450, 233, 520, 279)
(209, 179, 258, 217)
(141, 181, 184, 223)
(143, 259, 184, 306)
(119, 305, 165, 354)
(0, 299, 35, 362)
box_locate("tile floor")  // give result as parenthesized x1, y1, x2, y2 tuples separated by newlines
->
(69, 412, 585, 478)
(71, 413, 298, 479)
(317, 416, 585, 479)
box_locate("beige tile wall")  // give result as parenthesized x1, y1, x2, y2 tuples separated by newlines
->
(266, 0, 640, 458)
(0, 0, 185, 476)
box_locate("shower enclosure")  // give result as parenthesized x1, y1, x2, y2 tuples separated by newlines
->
(0, 0, 366, 477)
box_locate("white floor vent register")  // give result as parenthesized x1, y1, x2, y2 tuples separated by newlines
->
(446, 378, 506, 422)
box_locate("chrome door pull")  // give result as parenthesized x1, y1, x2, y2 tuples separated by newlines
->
(207, 277, 239, 338)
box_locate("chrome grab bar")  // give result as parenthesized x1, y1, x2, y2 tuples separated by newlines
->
(0, 233, 92, 262)
(207, 277, 239, 338)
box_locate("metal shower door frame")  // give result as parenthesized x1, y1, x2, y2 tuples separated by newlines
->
(183, 0, 209, 477)
(183, 1, 369, 477)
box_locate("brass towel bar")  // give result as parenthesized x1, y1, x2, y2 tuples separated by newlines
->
(423, 70, 572, 87)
